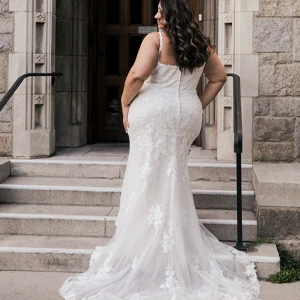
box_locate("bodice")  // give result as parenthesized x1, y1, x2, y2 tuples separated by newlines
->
(144, 60, 205, 94)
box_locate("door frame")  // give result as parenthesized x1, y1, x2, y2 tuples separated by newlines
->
(87, 0, 204, 144)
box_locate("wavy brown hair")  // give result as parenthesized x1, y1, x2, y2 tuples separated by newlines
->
(160, 0, 215, 72)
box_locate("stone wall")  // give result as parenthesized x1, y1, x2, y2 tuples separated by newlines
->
(0, 0, 13, 156)
(253, 0, 300, 162)
(218, 0, 259, 163)
(201, 0, 218, 150)
(55, 0, 88, 147)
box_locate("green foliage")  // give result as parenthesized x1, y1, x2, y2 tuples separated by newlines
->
(246, 238, 300, 283)
(268, 242, 300, 284)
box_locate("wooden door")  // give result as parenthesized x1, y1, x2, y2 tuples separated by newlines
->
(88, 0, 203, 143)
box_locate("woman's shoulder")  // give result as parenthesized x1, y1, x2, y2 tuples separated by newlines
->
(138, 32, 160, 52)
(143, 32, 160, 48)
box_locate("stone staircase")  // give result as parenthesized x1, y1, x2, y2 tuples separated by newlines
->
(0, 146, 280, 279)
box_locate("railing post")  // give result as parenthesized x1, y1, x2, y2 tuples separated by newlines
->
(227, 73, 246, 251)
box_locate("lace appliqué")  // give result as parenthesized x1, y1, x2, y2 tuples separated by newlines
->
(166, 136, 179, 188)
(95, 254, 113, 280)
(132, 255, 139, 271)
(181, 208, 188, 229)
(161, 219, 176, 253)
(125, 293, 150, 300)
(90, 245, 104, 262)
(147, 204, 164, 231)
(194, 256, 201, 270)
(193, 287, 214, 299)
(160, 265, 178, 292)
(231, 248, 260, 299)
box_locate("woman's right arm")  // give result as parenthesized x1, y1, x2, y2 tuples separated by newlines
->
(200, 47, 227, 110)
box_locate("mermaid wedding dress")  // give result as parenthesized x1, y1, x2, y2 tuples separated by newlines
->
(59, 31, 260, 300)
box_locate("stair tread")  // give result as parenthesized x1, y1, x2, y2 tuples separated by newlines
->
(0, 235, 279, 262)
(11, 157, 253, 167)
(1, 176, 255, 192)
(0, 234, 109, 250)
(0, 204, 257, 222)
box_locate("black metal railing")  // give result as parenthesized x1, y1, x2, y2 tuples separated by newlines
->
(0, 73, 63, 112)
(227, 73, 245, 251)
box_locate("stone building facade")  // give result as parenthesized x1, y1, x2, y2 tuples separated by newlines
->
(0, 0, 299, 163)
(254, 1, 300, 162)
(0, 0, 13, 156)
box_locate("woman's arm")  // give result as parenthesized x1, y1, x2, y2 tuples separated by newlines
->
(121, 33, 160, 107)
(200, 47, 227, 110)
(121, 32, 160, 133)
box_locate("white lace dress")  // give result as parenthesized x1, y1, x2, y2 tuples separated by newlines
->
(59, 31, 261, 300)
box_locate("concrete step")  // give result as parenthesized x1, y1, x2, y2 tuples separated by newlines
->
(10, 159, 253, 182)
(0, 177, 255, 210)
(0, 204, 257, 241)
(0, 159, 10, 183)
(0, 235, 279, 279)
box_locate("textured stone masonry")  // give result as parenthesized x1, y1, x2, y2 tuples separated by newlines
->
(258, 0, 300, 17)
(254, 117, 295, 142)
(0, 53, 8, 92)
(253, 0, 300, 161)
(258, 207, 300, 239)
(260, 64, 300, 96)
(253, 142, 294, 161)
(0, 0, 8, 14)
(254, 18, 292, 53)
(0, 0, 13, 156)
(294, 19, 300, 62)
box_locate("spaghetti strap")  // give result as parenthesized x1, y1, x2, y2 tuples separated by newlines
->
(158, 29, 163, 53)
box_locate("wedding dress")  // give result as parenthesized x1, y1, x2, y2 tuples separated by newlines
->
(59, 31, 260, 300)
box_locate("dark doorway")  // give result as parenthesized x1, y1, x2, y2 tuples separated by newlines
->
(88, 0, 203, 143)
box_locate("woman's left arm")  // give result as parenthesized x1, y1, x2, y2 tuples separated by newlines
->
(121, 32, 160, 132)
(121, 32, 160, 107)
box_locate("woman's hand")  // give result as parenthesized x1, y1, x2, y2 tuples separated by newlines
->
(122, 104, 130, 133)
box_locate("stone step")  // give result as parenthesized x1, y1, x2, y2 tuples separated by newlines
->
(0, 177, 255, 210)
(0, 235, 280, 279)
(0, 159, 10, 183)
(0, 204, 257, 241)
(10, 159, 253, 182)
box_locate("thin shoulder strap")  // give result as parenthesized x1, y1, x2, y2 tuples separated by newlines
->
(158, 29, 163, 53)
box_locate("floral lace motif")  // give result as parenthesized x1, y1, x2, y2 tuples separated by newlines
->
(90, 245, 104, 262)
(125, 294, 150, 300)
(160, 265, 179, 292)
(147, 203, 164, 231)
(161, 219, 176, 253)
(181, 208, 188, 229)
(95, 255, 113, 280)
(132, 255, 139, 271)
(193, 288, 214, 299)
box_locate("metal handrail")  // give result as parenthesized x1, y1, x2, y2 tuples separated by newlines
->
(227, 73, 245, 251)
(0, 72, 63, 112)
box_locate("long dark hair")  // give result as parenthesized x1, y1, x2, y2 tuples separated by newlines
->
(160, 0, 214, 72)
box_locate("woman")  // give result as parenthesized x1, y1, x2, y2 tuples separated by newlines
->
(60, 1, 260, 299)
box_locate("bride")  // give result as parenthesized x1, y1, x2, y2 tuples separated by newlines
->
(59, 0, 260, 299)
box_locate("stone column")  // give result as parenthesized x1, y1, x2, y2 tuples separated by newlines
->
(9, 0, 56, 158)
(217, 0, 259, 163)
(55, 0, 88, 147)
(201, 0, 218, 150)
(0, 0, 13, 156)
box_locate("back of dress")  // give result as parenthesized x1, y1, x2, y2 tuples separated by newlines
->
(59, 29, 260, 300)
(128, 30, 205, 147)
(144, 30, 205, 92)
